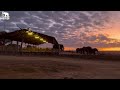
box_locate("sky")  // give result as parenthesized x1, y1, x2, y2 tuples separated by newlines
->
(0, 11, 120, 51)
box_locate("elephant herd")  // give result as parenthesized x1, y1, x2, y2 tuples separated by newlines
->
(76, 46, 99, 55)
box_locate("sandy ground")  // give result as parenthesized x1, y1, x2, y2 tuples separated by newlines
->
(0, 55, 120, 79)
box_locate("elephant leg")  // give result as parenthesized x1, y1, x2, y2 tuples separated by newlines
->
(86, 51, 88, 55)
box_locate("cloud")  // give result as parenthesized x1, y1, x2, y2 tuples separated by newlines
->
(0, 11, 118, 49)
(82, 34, 120, 48)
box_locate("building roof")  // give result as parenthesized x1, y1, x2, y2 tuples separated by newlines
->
(0, 29, 58, 45)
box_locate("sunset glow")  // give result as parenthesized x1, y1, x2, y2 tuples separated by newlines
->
(64, 47, 120, 51)
(99, 47, 120, 51)
(64, 47, 76, 51)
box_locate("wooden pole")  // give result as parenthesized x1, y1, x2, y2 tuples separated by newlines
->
(20, 41, 23, 49)
(10, 40, 12, 44)
(20, 40, 23, 54)
(17, 41, 19, 52)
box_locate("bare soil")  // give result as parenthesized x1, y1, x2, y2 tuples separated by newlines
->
(0, 54, 120, 79)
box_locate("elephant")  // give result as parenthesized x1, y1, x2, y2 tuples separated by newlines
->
(76, 48, 85, 54)
(80, 48, 85, 54)
(82, 46, 92, 55)
(91, 48, 99, 55)
(76, 46, 99, 55)
(59, 44, 64, 51)
(76, 48, 80, 53)
(53, 44, 64, 51)
(83, 47, 99, 55)
(79, 46, 92, 55)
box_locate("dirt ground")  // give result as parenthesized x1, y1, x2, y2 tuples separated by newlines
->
(0, 55, 120, 79)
